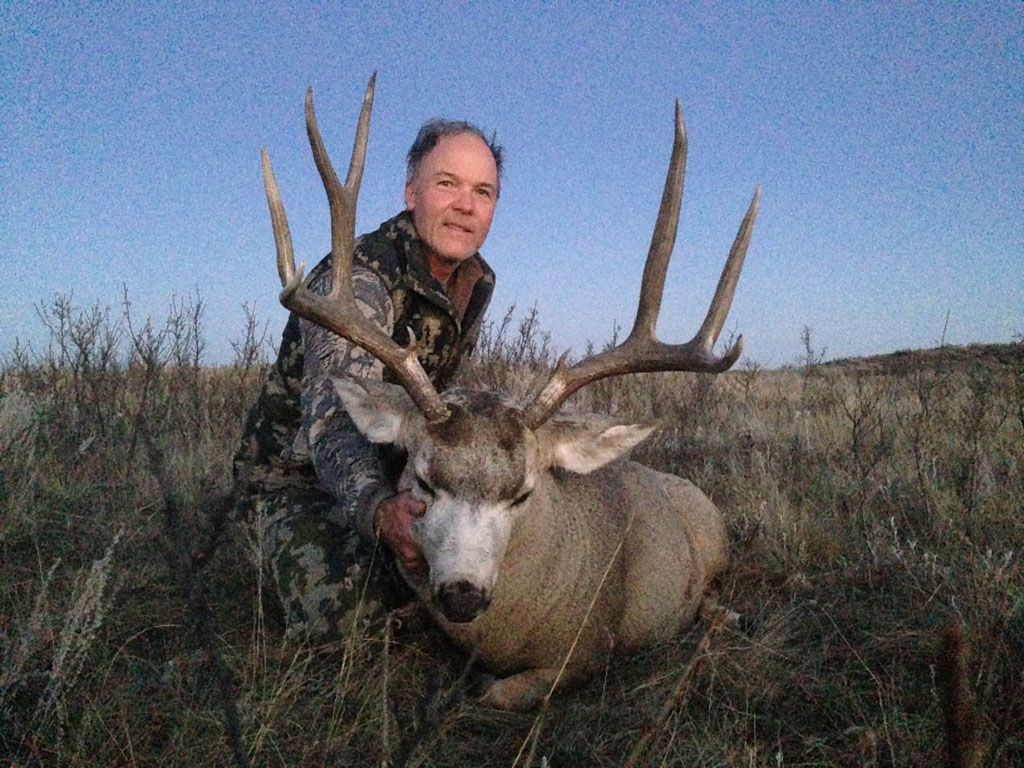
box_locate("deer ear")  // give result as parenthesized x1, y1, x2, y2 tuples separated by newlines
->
(329, 376, 421, 445)
(537, 419, 655, 474)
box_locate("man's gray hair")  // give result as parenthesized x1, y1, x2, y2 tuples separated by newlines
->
(406, 119, 504, 193)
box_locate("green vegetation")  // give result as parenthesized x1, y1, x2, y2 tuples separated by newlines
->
(1, 297, 1021, 766)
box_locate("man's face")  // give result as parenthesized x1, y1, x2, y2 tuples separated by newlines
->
(404, 133, 499, 270)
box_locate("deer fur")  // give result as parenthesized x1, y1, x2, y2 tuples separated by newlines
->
(336, 378, 728, 711)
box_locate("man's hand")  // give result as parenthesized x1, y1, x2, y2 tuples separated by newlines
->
(375, 491, 428, 576)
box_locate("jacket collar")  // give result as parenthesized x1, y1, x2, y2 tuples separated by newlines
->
(387, 210, 495, 323)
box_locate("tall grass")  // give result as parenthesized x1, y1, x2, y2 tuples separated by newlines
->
(1, 296, 1020, 766)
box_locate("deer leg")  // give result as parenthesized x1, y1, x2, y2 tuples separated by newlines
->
(480, 668, 559, 711)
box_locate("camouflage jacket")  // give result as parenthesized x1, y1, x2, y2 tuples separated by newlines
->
(234, 210, 495, 541)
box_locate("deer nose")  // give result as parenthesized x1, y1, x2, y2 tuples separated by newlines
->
(436, 580, 490, 623)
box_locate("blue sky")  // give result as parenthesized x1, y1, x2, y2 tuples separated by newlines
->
(3, 2, 1021, 368)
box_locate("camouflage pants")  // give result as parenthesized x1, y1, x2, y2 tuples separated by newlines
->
(238, 486, 412, 637)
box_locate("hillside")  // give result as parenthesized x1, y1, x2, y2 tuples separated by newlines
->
(821, 341, 1020, 376)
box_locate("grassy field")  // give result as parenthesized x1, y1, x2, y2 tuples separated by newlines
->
(1, 296, 1021, 767)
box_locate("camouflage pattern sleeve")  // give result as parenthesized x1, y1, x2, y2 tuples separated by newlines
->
(299, 261, 396, 543)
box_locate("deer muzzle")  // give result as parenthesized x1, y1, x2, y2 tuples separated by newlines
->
(436, 579, 491, 623)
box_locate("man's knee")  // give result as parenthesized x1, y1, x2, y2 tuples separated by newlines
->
(240, 490, 408, 636)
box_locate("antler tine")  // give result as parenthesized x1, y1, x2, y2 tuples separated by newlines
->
(632, 100, 686, 340)
(521, 104, 760, 430)
(696, 184, 761, 348)
(694, 185, 761, 351)
(304, 74, 374, 305)
(261, 147, 301, 292)
(344, 72, 374, 190)
(262, 75, 451, 424)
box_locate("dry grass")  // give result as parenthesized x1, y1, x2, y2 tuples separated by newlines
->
(1, 296, 1021, 767)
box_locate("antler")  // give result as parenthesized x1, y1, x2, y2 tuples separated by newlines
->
(521, 102, 761, 429)
(261, 73, 451, 424)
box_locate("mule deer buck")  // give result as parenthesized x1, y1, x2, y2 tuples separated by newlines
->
(260, 75, 760, 711)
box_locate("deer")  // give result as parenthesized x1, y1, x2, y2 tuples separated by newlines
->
(259, 74, 760, 711)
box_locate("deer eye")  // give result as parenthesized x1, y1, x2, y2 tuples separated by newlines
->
(510, 489, 533, 508)
(415, 475, 435, 497)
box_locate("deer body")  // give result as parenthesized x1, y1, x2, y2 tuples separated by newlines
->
(434, 464, 726, 710)
(260, 74, 758, 710)
(335, 381, 728, 710)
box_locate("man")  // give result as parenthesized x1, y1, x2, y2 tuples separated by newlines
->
(234, 117, 502, 635)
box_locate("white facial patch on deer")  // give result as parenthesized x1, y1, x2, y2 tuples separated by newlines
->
(408, 484, 517, 616)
